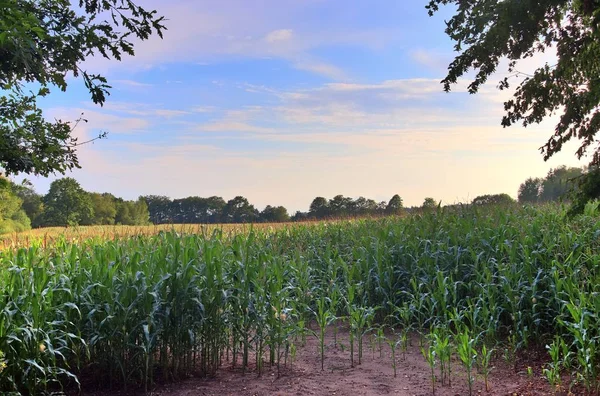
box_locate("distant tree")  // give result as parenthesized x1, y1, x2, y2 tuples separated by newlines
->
(172, 196, 226, 223)
(376, 201, 388, 213)
(518, 178, 542, 204)
(90, 193, 117, 225)
(0, 177, 31, 233)
(291, 211, 309, 222)
(353, 197, 379, 216)
(422, 197, 439, 211)
(172, 197, 203, 223)
(309, 197, 330, 219)
(385, 194, 404, 215)
(260, 205, 290, 223)
(539, 166, 582, 202)
(204, 196, 226, 223)
(12, 179, 43, 226)
(142, 195, 174, 224)
(472, 193, 515, 206)
(115, 198, 149, 225)
(569, 167, 600, 215)
(222, 196, 259, 223)
(39, 177, 93, 226)
(329, 195, 354, 217)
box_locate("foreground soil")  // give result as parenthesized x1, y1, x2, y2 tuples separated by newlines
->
(86, 326, 557, 396)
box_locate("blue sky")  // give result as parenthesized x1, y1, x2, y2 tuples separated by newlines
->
(20, 0, 585, 212)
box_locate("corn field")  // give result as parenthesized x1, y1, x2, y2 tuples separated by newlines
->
(1, 205, 600, 394)
(0, 222, 300, 251)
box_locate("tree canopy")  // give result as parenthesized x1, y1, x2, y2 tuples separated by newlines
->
(39, 177, 94, 226)
(517, 165, 583, 204)
(386, 194, 404, 215)
(0, 0, 165, 176)
(422, 197, 439, 211)
(472, 193, 515, 206)
(428, 0, 600, 208)
(0, 177, 30, 233)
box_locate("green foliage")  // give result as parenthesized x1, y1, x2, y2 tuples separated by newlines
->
(311, 296, 336, 370)
(308, 196, 329, 218)
(12, 179, 43, 226)
(222, 196, 259, 223)
(385, 194, 403, 215)
(478, 345, 494, 392)
(569, 167, 600, 215)
(519, 166, 586, 208)
(3, 205, 600, 392)
(420, 341, 437, 394)
(260, 205, 290, 222)
(472, 193, 515, 206)
(428, 0, 600, 207)
(0, 0, 165, 176)
(115, 198, 150, 225)
(539, 166, 583, 203)
(0, 177, 31, 233)
(39, 177, 94, 226)
(456, 330, 477, 396)
(170, 196, 226, 223)
(518, 177, 542, 204)
(422, 197, 439, 210)
(90, 193, 117, 225)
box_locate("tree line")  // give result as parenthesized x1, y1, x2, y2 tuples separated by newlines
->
(0, 176, 411, 232)
(517, 166, 584, 205)
(0, 177, 149, 233)
(0, 165, 590, 235)
(140, 193, 407, 224)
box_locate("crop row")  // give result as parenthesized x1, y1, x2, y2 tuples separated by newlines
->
(1, 205, 599, 394)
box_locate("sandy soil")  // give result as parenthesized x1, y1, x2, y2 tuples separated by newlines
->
(85, 325, 559, 396)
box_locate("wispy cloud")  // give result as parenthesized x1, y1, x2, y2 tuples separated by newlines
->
(265, 29, 293, 43)
(81, 1, 400, 80)
(112, 79, 153, 88)
(99, 102, 191, 118)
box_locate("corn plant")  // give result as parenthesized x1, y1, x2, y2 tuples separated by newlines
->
(386, 332, 400, 377)
(543, 337, 567, 394)
(421, 341, 437, 395)
(376, 326, 385, 359)
(456, 329, 477, 396)
(347, 304, 375, 366)
(562, 298, 598, 393)
(311, 295, 336, 371)
(478, 344, 494, 392)
(431, 327, 452, 387)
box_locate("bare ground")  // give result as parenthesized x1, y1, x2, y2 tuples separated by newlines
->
(86, 325, 559, 396)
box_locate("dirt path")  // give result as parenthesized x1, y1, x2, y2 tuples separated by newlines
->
(111, 328, 552, 396)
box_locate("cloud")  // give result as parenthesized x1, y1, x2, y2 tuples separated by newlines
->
(265, 29, 293, 43)
(293, 60, 347, 80)
(190, 106, 217, 113)
(80, 1, 400, 80)
(99, 102, 191, 118)
(154, 109, 190, 118)
(198, 121, 275, 134)
(112, 79, 153, 88)
(409, 49, 453, 73)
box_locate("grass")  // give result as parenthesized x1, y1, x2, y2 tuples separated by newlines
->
(1, 204, 600, 394)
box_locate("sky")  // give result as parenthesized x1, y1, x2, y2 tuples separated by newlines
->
(19, 0, 587, 212)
